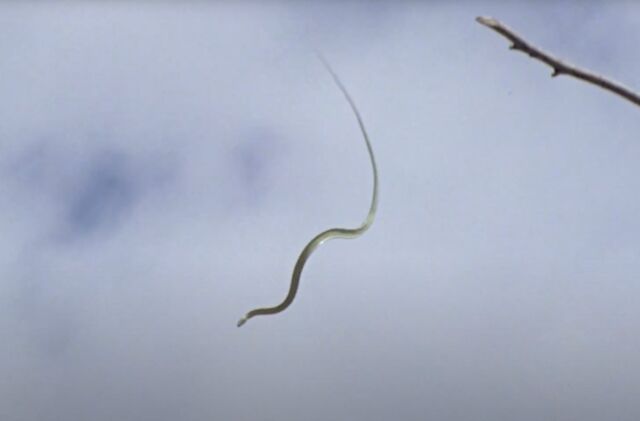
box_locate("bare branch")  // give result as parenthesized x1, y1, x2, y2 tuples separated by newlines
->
(476, 16, 640, 108)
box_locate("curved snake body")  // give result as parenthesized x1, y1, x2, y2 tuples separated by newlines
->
(237, 57, 378, 327)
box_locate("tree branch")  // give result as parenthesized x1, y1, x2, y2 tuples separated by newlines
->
(476, 16, 640, 108)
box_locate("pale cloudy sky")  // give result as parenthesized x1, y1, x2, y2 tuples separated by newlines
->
(1, 2, 640, 420)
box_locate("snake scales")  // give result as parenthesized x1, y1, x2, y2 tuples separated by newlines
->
(237, 56, 378, 327)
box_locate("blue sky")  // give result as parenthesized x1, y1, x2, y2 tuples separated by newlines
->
(1, 2, 640, 420)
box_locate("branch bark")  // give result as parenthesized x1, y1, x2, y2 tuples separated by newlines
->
(476, 16, 640, 108)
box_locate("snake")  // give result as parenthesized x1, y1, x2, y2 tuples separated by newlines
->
(237, 55, 378, 327)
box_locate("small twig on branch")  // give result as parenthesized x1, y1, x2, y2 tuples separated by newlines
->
(476, 16, 640, 108)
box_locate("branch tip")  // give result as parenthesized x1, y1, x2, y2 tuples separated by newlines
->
(476, 16, 497, 27)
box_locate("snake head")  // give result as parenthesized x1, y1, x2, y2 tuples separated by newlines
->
(237, 315, 248, 327)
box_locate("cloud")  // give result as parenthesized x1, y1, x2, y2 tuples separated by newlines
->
(63, 151, 136, 239)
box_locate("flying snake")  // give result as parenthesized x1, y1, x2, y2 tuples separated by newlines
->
(237, 55, 378, 327)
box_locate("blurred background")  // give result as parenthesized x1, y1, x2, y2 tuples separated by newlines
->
(1, 2, 639, 420)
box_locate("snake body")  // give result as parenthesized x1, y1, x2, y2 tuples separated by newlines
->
(237, 57, 378, 327)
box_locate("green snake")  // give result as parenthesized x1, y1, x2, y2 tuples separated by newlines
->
(237, 56, 378, 327)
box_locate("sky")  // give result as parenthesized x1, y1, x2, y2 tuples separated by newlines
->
(1, 2, 640, 420)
